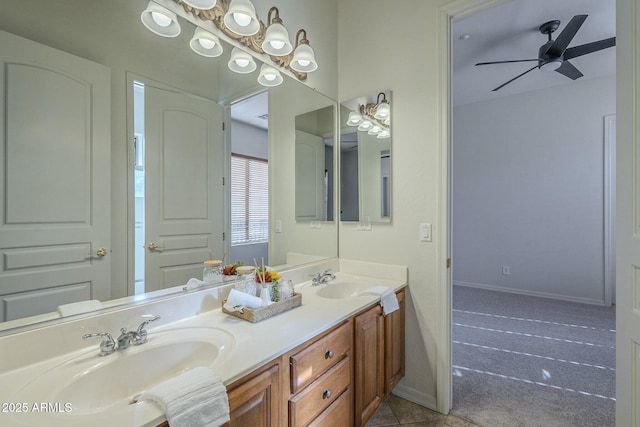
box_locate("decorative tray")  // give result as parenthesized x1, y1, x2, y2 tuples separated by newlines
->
(222, 292, 302, 323)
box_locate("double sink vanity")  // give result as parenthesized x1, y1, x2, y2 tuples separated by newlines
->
(0, 260, 406, 427)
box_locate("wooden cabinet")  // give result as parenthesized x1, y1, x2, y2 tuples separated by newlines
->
(354, 289, 406, 427)
(288, 321, 353, 427)
(225, 362, 281, 427)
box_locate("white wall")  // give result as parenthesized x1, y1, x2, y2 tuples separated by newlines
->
(452, 76, 615, 304)
(338, 0, 449, 408)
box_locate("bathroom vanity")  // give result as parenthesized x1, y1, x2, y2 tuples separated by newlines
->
(0, 261, 406, 427)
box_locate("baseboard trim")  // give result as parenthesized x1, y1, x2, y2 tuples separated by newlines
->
(453, 280, 606, 306)
(391, 384, 438, 412)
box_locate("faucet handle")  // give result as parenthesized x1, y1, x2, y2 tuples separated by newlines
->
(134, 315, 160, 345)
(83, 332, 116, 356)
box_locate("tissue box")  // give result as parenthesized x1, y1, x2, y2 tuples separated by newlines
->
(222, 293, 302, 323)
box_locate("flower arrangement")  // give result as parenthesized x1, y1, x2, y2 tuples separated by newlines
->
(222, 262, 244, 276)
(254, 259, 282, 302)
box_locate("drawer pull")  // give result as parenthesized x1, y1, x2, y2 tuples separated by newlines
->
(322, 389, 332, 399)
(325, 349, 334, 359)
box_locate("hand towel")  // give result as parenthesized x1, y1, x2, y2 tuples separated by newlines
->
(57, 299, 103, 317)
(139, 366, 230, 427)
(359, 286, 400, 315)
(183, 278, 204, 290)
(225, 288, 263, 309)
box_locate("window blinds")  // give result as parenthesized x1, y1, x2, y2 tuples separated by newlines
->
(231, 154, 269, 245)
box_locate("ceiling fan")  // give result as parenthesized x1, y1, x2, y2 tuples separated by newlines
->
(475, 15, 616, 91)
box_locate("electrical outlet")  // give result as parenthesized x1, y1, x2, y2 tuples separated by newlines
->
(502, 266, 510, 275)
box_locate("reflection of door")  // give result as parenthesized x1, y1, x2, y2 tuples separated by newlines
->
(295, 130, 324, 221)
(144, 86, 224, 292)
(0, 31, 111, 320)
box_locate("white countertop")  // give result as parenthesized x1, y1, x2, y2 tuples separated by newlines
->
(0, 271, 406, 427)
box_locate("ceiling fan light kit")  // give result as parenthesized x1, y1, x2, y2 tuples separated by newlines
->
(475, 14, 616, 91)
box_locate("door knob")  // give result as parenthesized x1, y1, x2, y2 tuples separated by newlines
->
(96, 248, 108, 257)
(147, 242, 158, 251)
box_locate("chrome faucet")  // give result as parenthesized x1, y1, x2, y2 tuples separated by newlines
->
(84, 315, 160, 356)
(311, 269, 336, 286)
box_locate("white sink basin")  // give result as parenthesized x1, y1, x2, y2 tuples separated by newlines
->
(11, 327, 234, 418)
(316, 282, 367, 299)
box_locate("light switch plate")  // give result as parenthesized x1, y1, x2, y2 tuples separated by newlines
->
(420, 223, 432, 242)
(275, 219, 282, 233)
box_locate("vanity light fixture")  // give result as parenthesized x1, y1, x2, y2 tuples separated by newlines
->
(367, 125, 383, 136)
(347, 91, 391, 136)
(228, 47, 257, 73)
(290, 29, 318, 72)
(189, 27, 223, 57)
(258, 64, 284, 87)
(262, 7, 293, 56)
(182, 0, 216, 9)
(377, 129, 391, 139)
(223, 0, 260, 36)
(357, 120, 373, 132)
(141, 1, 181, 37)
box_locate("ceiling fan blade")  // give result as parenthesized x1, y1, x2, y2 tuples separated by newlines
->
(492, 65, 539, 91)
(564, 37, 616, 60)
(476, 59, 539, 66)
(555, 60, 583, 80)
(546, 14, 588, 57)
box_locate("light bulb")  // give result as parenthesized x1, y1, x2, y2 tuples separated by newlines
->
(199, 38, 216, 50)
(235, 58, 250, 68)
(233, 12, 251, 27)
(297, 59, 311, 67)
(269, 40, 285, 50)
(151, 11, 172, 27)
(264, 73, 277, 81)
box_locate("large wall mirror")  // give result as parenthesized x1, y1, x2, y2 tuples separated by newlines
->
(340, 91, 392, 223)
(0, 0, 337, 332)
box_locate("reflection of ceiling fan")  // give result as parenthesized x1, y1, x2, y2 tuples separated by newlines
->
(475, 15, 616, 91)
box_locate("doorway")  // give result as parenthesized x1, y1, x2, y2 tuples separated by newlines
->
(447, 1, 616, 425)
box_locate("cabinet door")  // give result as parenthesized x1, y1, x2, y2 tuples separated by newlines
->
(225, 363, 281, 427)
(354, 304, 384, 426)
(385, 289, 405, 395)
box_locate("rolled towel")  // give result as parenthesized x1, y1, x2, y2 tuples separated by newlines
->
(57, 300, 103, 317)
(225, 288, 263, 309)
(183, 278, 204, 291)
(139, 366, 229, 427)
(359, 286, 400, 316)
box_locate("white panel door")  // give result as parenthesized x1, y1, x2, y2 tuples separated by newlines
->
(295, 130, 325, 221)
(144, 86, 224, 292)
(617, 0, 640, 424)
(0, 30, 111, 321)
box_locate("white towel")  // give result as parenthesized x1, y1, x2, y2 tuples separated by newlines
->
(359, 286, 400, 315)
(183, 278, 204, 290)
(57, 300, 103, 317)
(139, 367, 230, 427)
(225, 288, 263, 310)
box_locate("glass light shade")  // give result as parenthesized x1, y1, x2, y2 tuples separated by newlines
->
(141, 1, 181, 38)
(262, 23, 293, 56)
(357, 120, 373, 131)
(189, 27, 223, 57)
(540, 59, 562, 72)
(290, 43, 318, 72)
(182, 0, 217, 10)
(223, 0, 259, 36)
(374, 102, 390, 119)
(258, 64, 284, 87)
(346, 111, 363, 126)
(368, 125, 382, 136)
(377, 129, 391, 139)
(228, 47, 257, 73)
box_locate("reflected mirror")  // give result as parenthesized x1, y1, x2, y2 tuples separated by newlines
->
(340, 91, 392, 223)
(0, 0, 337, 331)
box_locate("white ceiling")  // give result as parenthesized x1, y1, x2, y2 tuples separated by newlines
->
(230, 91, 269, 130)
(452, 0, 616, 107)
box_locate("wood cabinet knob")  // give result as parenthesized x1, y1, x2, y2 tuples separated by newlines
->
(325, 349, 334, 359)
(322, 389, 332, 399)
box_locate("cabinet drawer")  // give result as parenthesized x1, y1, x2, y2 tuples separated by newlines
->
(289, 356, 351, 427)
(307, 387, 352, 427)
(290, 321, 350, 393)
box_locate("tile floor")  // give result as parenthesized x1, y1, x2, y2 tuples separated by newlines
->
(365, 395, 481, 427)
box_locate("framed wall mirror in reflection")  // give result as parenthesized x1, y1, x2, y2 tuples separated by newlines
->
(0, 0, 338, 332)
(340, 90, 392, 223)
